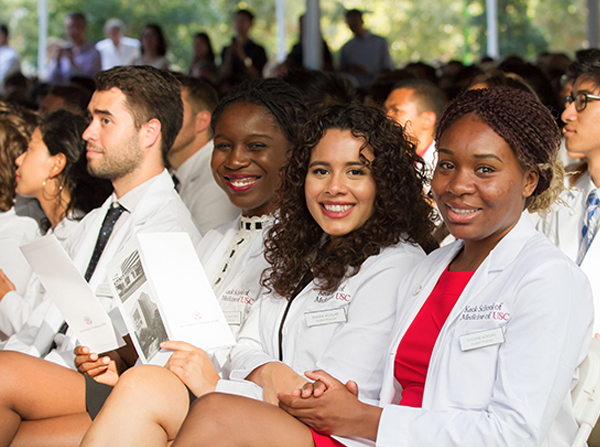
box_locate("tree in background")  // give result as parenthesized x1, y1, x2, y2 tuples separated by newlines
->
(0, 0, 592, 77)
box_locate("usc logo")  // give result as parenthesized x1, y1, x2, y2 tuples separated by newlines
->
(492, 312, 510, 321)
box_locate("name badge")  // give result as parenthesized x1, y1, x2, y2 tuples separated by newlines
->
(224, 311, 242, 326)
(95, 283, 114, 298)
(459, 327, 504, 352)
(305, 308, 347, 327)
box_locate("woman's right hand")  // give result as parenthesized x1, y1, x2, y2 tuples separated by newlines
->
(74, 346, 123, 386)
(161, 340, 220, 398)
(0, 269, 16, 301)
(278, 370, 382, 441)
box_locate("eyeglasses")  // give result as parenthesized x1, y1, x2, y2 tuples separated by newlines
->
(565, 93, 600, 112)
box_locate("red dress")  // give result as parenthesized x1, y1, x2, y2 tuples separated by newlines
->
(394, 267, 475, 407)
(311, 267, 474, 446)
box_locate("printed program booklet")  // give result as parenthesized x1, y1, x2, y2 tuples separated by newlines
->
(106, 232, 236, 365)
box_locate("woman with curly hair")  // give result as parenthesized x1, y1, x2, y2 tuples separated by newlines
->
(198, 86, 591, 447)
(76, 102, 435, 447)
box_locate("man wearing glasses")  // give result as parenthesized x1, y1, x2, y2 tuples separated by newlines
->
(536, 52, 600, 334)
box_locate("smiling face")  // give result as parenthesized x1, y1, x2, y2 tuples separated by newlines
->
(561, 76, 600, 160)
(305, 129, 376, 238)
(211, 102, 289, 217)
(82, 88, 143, 182)
(15, 127, 57, 199)
(432, 115, 538, 251)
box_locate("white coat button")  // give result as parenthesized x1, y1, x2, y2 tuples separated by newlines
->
(413, 285, 422, 296)
(282, 327, 288, 336)
(570, 208, 577, 216)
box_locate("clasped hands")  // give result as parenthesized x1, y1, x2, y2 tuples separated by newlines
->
(278, 370, 380, 440)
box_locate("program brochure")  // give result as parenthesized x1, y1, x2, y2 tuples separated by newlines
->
(106, 232, 235, 365)
(20, 235, 125, 354)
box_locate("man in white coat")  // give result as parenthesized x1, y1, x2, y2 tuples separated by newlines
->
(536, 53, 600, 333)
(169, 75, 238, 234)
(1, 66, 202, 368)
(384, 79, 445, 179)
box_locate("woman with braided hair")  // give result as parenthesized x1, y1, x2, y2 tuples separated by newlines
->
(172, 87, 593, 447)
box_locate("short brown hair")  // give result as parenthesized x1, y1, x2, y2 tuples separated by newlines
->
(95, 66, 183, 165)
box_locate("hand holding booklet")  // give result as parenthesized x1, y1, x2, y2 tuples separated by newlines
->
(20, 233, 235, 365)
(20, 235, 125, 354)
(106, 232, 236, 365)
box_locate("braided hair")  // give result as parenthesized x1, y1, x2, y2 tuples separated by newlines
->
(262, 103, 437, 298)
(435, 87, 563, 213)
(211, 78, 306, 144)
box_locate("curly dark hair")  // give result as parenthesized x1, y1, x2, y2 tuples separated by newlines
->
(262, 103, 437, 298)
(39, 110, 113, 230)
(0, 112, 32, 211)
(434, 86, 563, 213)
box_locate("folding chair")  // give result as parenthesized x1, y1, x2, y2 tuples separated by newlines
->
(572, 338, 600, 447)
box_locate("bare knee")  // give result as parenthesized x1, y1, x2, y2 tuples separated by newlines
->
(183, 393, 242, 436)
(115, 365, 173, 398)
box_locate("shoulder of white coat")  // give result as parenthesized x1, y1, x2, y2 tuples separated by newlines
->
(357, 240, 427, 278)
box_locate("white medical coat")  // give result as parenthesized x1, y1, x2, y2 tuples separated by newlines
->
(2, 170, 203, 368)
(228, 241, 425, 427)
(0, 215, 78, 339)
(198, 216, 270, 339)
(375, 215, 593, 447)
(535, 171, 600, 333)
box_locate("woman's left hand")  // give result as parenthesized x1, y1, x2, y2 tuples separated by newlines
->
(161, 340, 220, 398)
(0, 269, 16, 300)
(278, 370, 382, 441)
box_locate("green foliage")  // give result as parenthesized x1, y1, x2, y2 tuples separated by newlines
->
(0, 0, 595, 77)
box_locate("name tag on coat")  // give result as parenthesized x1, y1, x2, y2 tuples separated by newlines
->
(305, 308, 347, 327)
(459, 327, 504, 351)
(224, 311, 242, 326)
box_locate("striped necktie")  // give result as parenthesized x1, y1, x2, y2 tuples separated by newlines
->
(578, 189, 599, 265)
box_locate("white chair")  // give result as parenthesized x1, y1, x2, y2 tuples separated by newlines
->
(572, 338, 600, 447)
